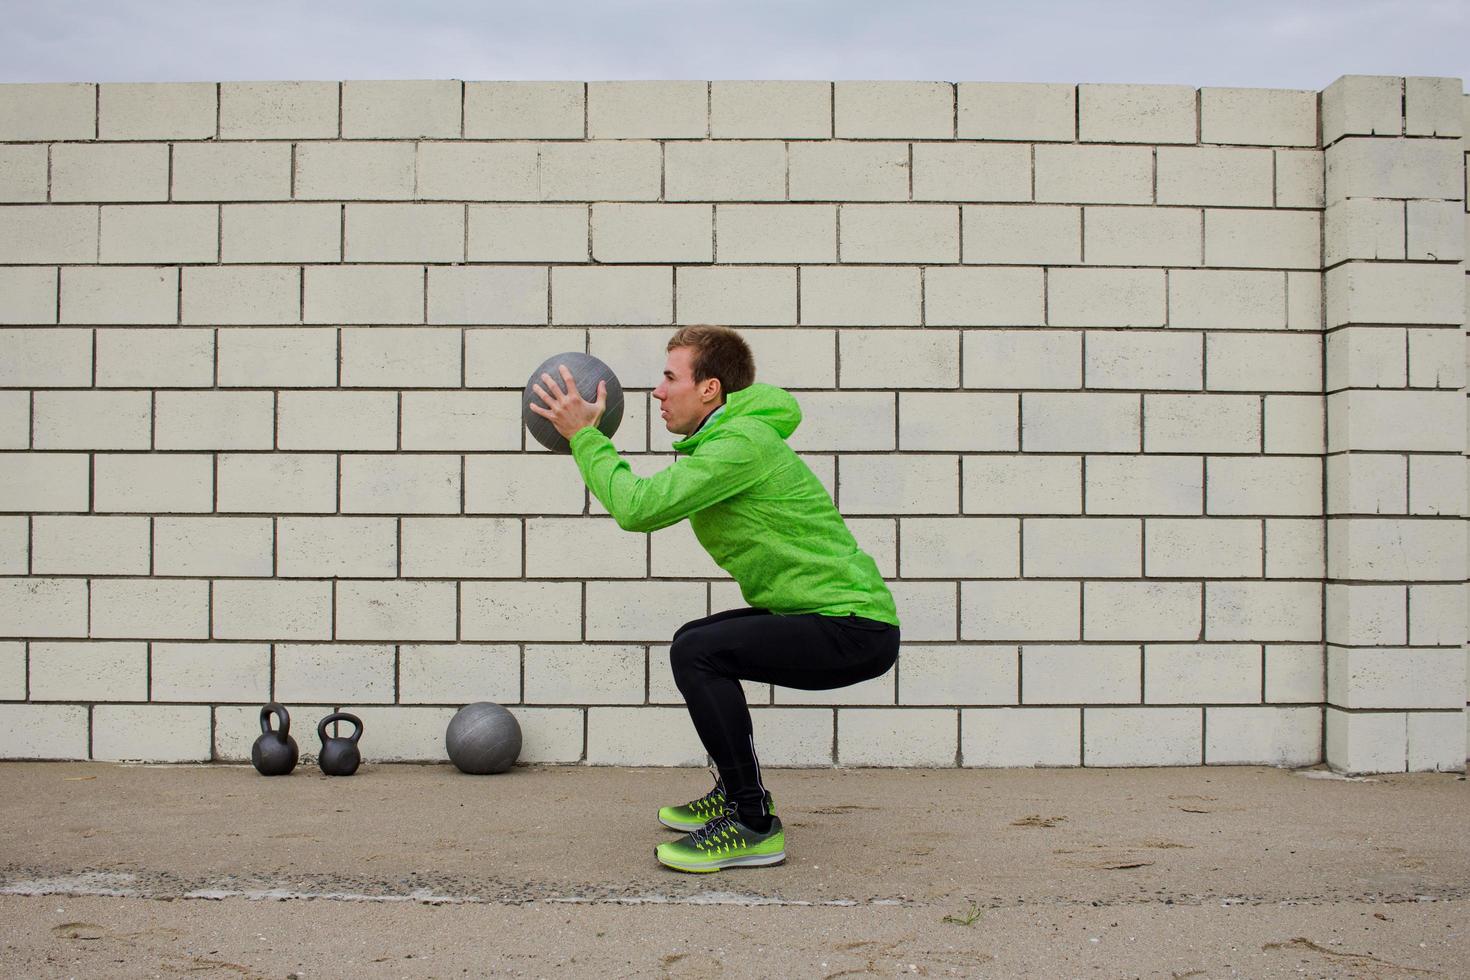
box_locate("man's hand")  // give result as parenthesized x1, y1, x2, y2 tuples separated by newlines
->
(528, 363, 607, 441)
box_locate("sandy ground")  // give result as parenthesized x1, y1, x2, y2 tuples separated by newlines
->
(1, 762, 1465, 978)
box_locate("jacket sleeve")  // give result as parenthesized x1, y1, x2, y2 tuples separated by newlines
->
(568, 424, 767, 532)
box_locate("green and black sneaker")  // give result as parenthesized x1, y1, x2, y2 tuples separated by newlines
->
(655, 808, 786, 874)
(658, 776, 775, 832)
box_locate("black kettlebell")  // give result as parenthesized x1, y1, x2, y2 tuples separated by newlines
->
(251, 703, 298, 776)
(317, 712, 364, 777)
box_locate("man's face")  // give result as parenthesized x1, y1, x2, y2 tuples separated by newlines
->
(653, 346, 722, 436)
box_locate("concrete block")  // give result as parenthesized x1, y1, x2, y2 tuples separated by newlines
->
(0, 518, 25, 573)
(340, 454, 461, 515)
(585, 582, 704, 642)
(1286, 271, 1322, 331)
(278, 391, 396, 451)
(1208, 456, 1322, 516)
(220, 80, 338, 138)
(841, 328, 957, 388)
(1328, 517, 1466, 582)
(675, 266, 796, 326)
(151, 643, 270, 703)
(465, 456, 586, 515)
(402, 391, 520, 451)
(0, 453, 90, 513)
(711, 81, 831, 138)
(1265, 644, 1325, 702)
(0, 207, 97, 265)
(1201, 87, 1317, 146)
(401, 517, 520, 579)
(304, 265, 423, 324)
(398, 643, 519, 704)
(921, 266, 1049, 331)
(962, 205, 1079, 264)
(216, 452, 336, 514)
(899, 517, 1018, 578)
(468, 204, 587, 263)
(0, 578, 88, 637)
(1325, 326, 1405, 391)
(1146, 518, 1262, 578)
(52, 143, 168, 202)
(588, 707, 705, 766)
(962, 455, 1081, 515)
(525, 644, 645, 704)
(32, 515, 149, 575)
(960, 580, 1079, 642)
(94, 453, 212, 514)
(172, 143, 291, 202)
(215, 701, 337, 761)
(1037, 450, 1193, 517)
(0, 267, 57, 324)
(665, 141, 786, 201)
(648, 519, 732, 580)
(834, 81, 952, 138)
(962, 330, 1079, 389)
(962, 707, 1080, 766)
(1325, 198, 1406, 266)
(1205, 209, 1320, 269)
(911, 144, 1030, 203)
(1408, 583, 1465, 646)
(0, 704, 89, 758)
(1406, 711, 1465, 772)
(1405, 201, 1464, 262)
(342, 328, 463, 390)
(61, 266, 178, 325)
(591, 203, 712, 263)
(1048, 268, 1165, 327)
(99, 82, 214, 139)
(337, 580, 457, 642)
(0, 328, 90, 389)
(0, 144, 46, 202)
(1264, 395, 1323, 455)
(1145, 644, 1260, 703)
(1084, 707, 1201, 766)
(588, 81, 705, 138)
(183, 266, 300, 325)
(343, 79, 460, 138)
(94, 705, 211, 763)
(294, 142, 416, 200)
(1207, 332, 1320, 392)
(212, 581, 330, 643)
(1021, 392, 1139, 452)
(153, 516, 273, 578)
(1325, 707, 1406, 774)
(1144, 393, 1259, 453)
(0, 82, 95, 140)
(335, 706, 453, 762)
(1328, 262, 1467, 325)
(30, 641, 147, 701)
(840, 204, 959, 263)
(838, 455, 957, 515)
(958, 82, 1074, 141)
(1404, 77, 1463, 137)
(503, 707, 582, 764)
(33, 390, 149, 450)
(1087, 332, 1201, 391)
(416, 142, 539, 201)
(1034, 144, 1153, 205)
(273, 642, 393, 702)
(1326, 583, 1406, 646)
(345, 203, 463, 263)
(91, 578, 209, 639)
(1326, 138, 1463, 201)
(1321, 76, 1401, 143)
(1156, 146, 1274, 207)
(1406, 326, 1465, 392)
(802, 266, 921, 326)
(526, 517, 644, 579)
(465, 81, 583, 138)
(0, 641, 25, 698)
(1275, 149, 1325, 208)
(1021, 644, 1140, 704)
(1265, 518, 1324, 579)
(1023, 518, 1140, 578)
(900, 392, 1018, 452)
(277, 517, 396, 578)
(1079, 84, 1196, 144)
(897, 645, 1017, 705)
(221, 203, 339, 264)
(788, 142, 909, 202)
(97, 329, 213, 390)
(1206, 706, 1321, 766)
(217, 328, 336, 388)
(1328, 390, 1464, 452)
(552, 266, 671, 325)
(538, 141, 662, 201)
(1084, 581, 1201, 641)
(461, 581, 582, 642)
(714, 204, 836, 263)
(1409, 455, 1465, 516)
(1326, 453, 1406, 515)
(1206, 581, 1322, 642)
(744, 708, 832, 767)
(154, 390, 273, 451)
(838, 707, 957, 766)
(427, 266, 547, 326)
(1328, 646, 1465, 710)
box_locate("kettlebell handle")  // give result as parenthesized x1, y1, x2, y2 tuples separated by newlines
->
(259, 703, 291, 739)
(317, 711, 363, 745)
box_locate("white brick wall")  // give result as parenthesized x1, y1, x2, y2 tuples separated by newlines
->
(0, 73, 1463, 773)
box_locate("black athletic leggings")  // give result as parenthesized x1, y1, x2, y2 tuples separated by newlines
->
(669, 606, 900, 823)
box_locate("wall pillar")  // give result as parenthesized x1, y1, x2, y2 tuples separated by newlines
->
(1322, 75, 1467, 772)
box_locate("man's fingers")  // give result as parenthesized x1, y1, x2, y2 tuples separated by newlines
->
(539, 371, 566, 400)
(557, 363, 582, 401)
(527, 401, 550, 418)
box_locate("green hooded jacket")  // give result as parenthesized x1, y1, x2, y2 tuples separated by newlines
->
(568, 383, 899, 626)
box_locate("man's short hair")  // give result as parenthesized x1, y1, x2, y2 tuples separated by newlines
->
(667, 325, 756, 395)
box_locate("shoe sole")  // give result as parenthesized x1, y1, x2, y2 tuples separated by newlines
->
(658, 815, 705, 832)
(655, 850, 787, 874)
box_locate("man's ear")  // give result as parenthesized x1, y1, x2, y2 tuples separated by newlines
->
(702, 377, 723, 403)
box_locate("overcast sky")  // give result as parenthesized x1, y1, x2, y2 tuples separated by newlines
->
(4, 0, 1466, 89)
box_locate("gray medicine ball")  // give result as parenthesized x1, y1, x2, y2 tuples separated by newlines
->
(522, 351, 624, 454)
(446, 701, 522, 775)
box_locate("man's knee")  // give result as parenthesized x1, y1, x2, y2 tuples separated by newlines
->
(668, 628, 713, 686)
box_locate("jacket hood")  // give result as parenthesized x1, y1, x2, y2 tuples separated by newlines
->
(672, 383, 801, 452)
